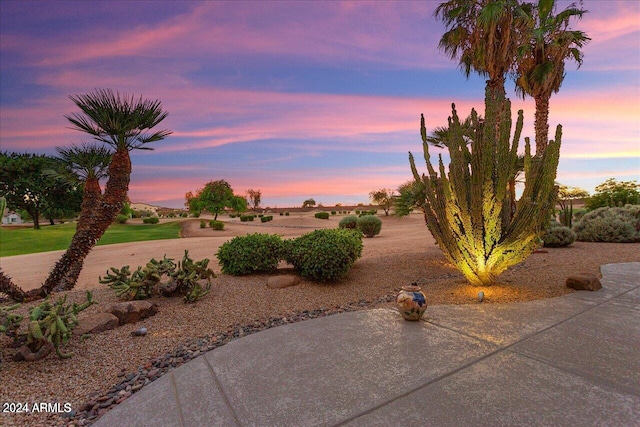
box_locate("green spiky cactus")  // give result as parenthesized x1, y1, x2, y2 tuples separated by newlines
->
(17, 291, 95, 360)
(409, 88, 560, 286)
(1, 303, 23, 338)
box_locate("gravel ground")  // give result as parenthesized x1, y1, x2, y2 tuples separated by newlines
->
(1, 214, 638, 426)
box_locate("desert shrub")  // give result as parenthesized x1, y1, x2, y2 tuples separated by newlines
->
(331, 211, 336, 215)
(573, 208, 587, 223)
(338, 215, 358, 229)
(229, 213, 237, 218)
(216, 233, 286, 275)
(181, 212, 188, 218)
(210, 220, 224, 230)
(315, 212, 330, 219)
(542, 225, 576, 247)
(260, 215, 273, 223)
(357, 215, 382, 237)
(285, 229, 363, 281)
(355, 210, 360, 214)
(573, 205, 640, 243)
(258, 214, 264, 218)
(200, 220, 207, 228)
(240, 214, 255, 222)
(116, 214, 128, 224)
(285, 212, 290, 216)
(279, 212, 284, 216)
(143, 217, 159, 224)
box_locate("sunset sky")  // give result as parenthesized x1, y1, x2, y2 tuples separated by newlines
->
(1, 0, 638, 208)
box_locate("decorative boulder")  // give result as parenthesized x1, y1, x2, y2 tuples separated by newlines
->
(109, 301, 159, 325)
(73, 313, 120, 336)
(566, 274, 602, 291)
(266, 275, 300, 289)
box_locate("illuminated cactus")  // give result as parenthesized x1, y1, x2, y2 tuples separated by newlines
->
(409, 88, 560, 286)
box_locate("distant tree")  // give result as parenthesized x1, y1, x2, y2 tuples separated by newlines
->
(186, 180, 247, 219)
(394, 180, 427, 222)
(369, 188, 395, 216)
(556, 183, 589, 210)
(302, 198, 316, 208)
(246, 188, 262, 211)
(0, 152, 74, 229)
(586, 178, 640, 210)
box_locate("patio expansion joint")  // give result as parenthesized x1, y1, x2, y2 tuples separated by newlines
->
(202, 353, 243, 427)
(169, 372, 186, 427)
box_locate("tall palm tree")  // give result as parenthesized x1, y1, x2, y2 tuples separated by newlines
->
(434, 0, 526, 146)
(435, 0, 524, 94)
(39, 144, 111, 295)
(514, 0, 590, 154)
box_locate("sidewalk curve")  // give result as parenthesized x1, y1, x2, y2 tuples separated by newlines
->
(94, 262, 640, 427)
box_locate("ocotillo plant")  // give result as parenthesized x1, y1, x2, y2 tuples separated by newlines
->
(409, 87, 560, 286)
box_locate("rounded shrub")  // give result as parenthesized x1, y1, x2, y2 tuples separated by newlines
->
(338, 215, 358, 229)
(143, 217, 159, 224)
(260, 215, 273, 223)
(240, 214, 255, 222)
(314, 212, 330, 220)
(356, 215, 382, 237)
(200, 220, 207, 228)
(116, 214, 128, 224)
(573, 205, 640, 243)
(285, 229, 363, 281)
(216, 233, 286, 275)
(542, 225, 576, 248)
(209, 220, 224, 230)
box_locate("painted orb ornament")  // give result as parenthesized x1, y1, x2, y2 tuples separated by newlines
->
(396, 284, 427, 321)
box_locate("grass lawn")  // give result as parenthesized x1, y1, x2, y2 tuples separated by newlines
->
(0, 221, 183, 257)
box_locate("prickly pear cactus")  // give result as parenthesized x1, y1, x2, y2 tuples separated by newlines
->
(101, 252, 214, 303)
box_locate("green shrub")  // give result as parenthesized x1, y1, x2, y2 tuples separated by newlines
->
(542, 225, 576, 247)
(315, 212, 330, 220)
(209, 220, 225, 230)
(258, 214, 264, 218)
(216, 233, 286, 275)
(331, 211, 337, 215)
(357, 215, 382, 237)
(260, 215, 273, 223)
(355, 210, 361, 214)
(116, 214, 128, 224)
(573, 205, 640, 243)
(143, 217, 159, 224)
(338, 215, 358, 229)
(181, 212, 188, 218)
(285, 229, 363, 281)
(200, 220, 207, 228)
(240, 214, 255, 222)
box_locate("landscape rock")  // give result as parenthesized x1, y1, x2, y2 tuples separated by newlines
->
(266, 275, 300, 289)
(566, 273, 602, 291)
(110, 301, 159, 325)
(73, 312, 120, 336)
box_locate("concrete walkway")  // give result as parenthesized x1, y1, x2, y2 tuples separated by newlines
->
(94, 262, 640, 427)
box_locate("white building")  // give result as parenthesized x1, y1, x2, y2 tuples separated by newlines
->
(2, 212, 23, 225)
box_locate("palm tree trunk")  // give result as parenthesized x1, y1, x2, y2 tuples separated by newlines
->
(27, 149, 132, 299)
(0, 270, 27, 302)
(534, 96, 550, 155)
(38, 177, 103, 296)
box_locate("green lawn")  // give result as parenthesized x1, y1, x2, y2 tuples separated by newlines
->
(0, 221, 183, 257)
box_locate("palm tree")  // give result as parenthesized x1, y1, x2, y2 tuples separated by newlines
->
(27, 90, 171, 298)
(435, 0, 525, 94)
(514, 0, 590, 154)
(38, 144, 111, 295)
(434, 0, 526, 146)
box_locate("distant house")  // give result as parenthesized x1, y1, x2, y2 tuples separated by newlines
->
(2, 212, 23, 225)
